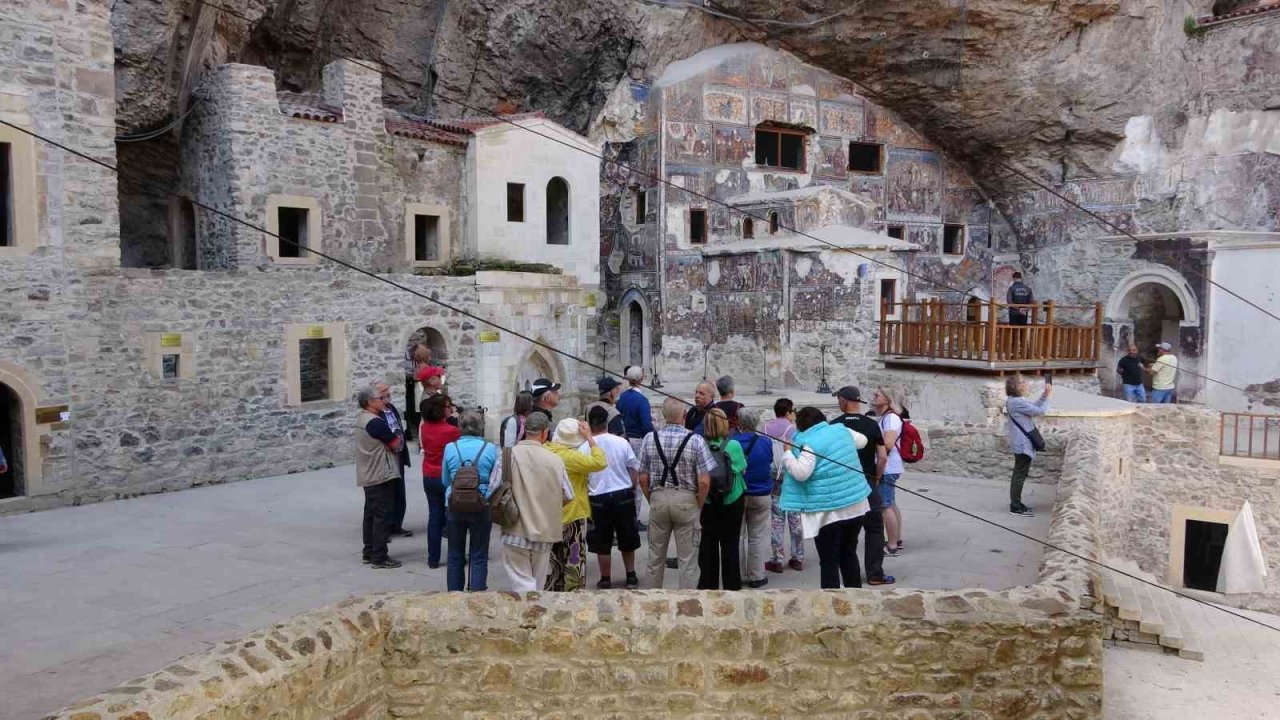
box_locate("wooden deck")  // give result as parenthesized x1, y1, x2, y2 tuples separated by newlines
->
(879, 298, 1103, 375)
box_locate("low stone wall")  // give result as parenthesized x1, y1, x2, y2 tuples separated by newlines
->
(49, 586, 1103, 720)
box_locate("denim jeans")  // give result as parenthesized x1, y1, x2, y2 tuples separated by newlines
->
(446, 510, 492, 591)
(422, 476, 446, 566)
(1151, 389, 1175, 404)
(1122, 384, 1147, 403)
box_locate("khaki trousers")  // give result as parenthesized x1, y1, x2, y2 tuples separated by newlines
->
(741, 494, 773, 581)
(503, 542, 551, 593)
(647, 489, 701, 589)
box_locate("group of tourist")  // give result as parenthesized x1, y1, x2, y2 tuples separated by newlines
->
(1115, 342, 1180, 404)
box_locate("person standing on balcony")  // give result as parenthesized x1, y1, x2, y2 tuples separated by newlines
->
(1006, 272, 1035, 325)
(1151, 342, 1179, 404)
(1005, 375, 1052, 517)
(1116, 343, 1148, 403)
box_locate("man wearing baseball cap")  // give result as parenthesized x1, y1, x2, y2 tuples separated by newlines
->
(586, 377, 626, 436)
(830, 386, 895, 586)
(527, 378, 561, 430)
(1151, 342, 1179, 404)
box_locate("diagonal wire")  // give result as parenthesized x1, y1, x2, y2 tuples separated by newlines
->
(5, 115, 1279, 635)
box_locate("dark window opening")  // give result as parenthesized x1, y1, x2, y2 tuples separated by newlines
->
(943, 224, 965, 255)
(161, 354, 181, 380)
(743, 218, 754, 239)
(299, 338, 332, 403)
(277, 207, 308, 258)
(886, 225, 905, 240)
(0, 142, 12, 247)
(0, 382, 21, 499)
(413, 214, 441, 262)
(769, 211, 779, 235)
(507, 182, 525, 222)
(176, 198, 197, 269)
(635, 189, 647, 225)
(848, 142, 884, 173)
(754, 127, 806, 171)
(966, 297, 982, 323)
(690, 209, 707, 244)
(1183, 519, 1228, 591)
(546, 177, 570, 245)
(879, 279, 897, 319)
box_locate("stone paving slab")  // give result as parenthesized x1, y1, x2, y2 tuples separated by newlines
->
(0, 464, 1047, 719)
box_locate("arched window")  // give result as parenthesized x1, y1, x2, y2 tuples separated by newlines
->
(768, 211, 779, 235)
(546, 177, 569, 245)
(743, 218, 754, 239)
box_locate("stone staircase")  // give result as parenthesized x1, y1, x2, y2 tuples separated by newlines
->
(1100, 562, 1205, 661)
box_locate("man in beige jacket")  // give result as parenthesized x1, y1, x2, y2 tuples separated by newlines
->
(501, 412, 575, 592)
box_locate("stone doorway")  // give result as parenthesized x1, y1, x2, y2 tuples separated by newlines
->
(515, 343, 564, 396)
(0, 381, 22, 499)
(1118, 282, 1184, 356)
(618, 289, 651, 374)
(407, 326, 449, 367)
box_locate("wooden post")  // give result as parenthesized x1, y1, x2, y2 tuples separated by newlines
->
(1044, 300, 1056, 361)
(1093, 302, 1103, 361)
(987, 297, 998, 362)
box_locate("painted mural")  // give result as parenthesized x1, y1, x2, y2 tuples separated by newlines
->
(817, 137, 849, 179)
(665, 122, 712, 164)
(887, 148, 944, 221)
(713, 125, 753, 165)
(750, 92, 789, 125)
(819, 102, 864, 137)
(704, 87, 748, 124)
(790, 98, 817, 129)
(662, 79, 702, 122)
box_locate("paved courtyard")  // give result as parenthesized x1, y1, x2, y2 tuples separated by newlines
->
(0, 467, 1049, 718)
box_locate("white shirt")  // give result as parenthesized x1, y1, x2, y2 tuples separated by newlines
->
(777, 427, 871, 539)
(879, 412, 904, 475)
(580, 434, 640, 496)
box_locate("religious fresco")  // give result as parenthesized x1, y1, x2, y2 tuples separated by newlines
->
(710, 292, 763, 342)
(818, 102, 864, 137)
(633, 135, 659, 185)
(665, 165, 705, 205)
(849, 176, 886, 219)
(944, 156, 977, 188)
(665, 122, 712, 164)
(1070, 177, 1138, 210)
(631, 82, 654, 135)
(817, 137, 849, 179)
(750, 92, 789, 125)
(708, 52, 749, 87)
(704, 87, 748, 124)
(790, 98, 817, 129)
(865, 105, 934, 149)
(818, 74, 859, 102)
(713, 125, 753, 165)
(619, 225, 658, 272)
(757, 250, 784, 290)
(886, 148, 944, 221)
(708, 253, 757, 291)
(661, 79, 703, 122)
(747, 51, 790, 91)
(908, 225, 940, 253)
(788, 63, 819, 95)
(707, 167, 749, 201)
(944, 187, 985, 224)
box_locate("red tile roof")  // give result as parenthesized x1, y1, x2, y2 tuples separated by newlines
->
(277, 92, 343, 122)
(424, 111, 547, 136)
(384, 116, 469, 147)
(1200, 0, 1280, 25)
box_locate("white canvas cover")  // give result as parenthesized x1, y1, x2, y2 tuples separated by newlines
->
(1216, 501, 1268, 594)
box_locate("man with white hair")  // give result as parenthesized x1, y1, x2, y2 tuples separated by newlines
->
(1151, 342, 1179, 404)
(355, 386, 404, 569)
(616, 365, 654, 456)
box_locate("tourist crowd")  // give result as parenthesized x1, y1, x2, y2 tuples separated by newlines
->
(356, 342, 1045, 592)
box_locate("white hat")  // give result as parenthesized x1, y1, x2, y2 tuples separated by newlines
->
(553, 417, 584, 446)
(1157, 341, 1172, 351)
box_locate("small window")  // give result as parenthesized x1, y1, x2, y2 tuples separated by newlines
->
(754, 126, 806, 171)
(298, 338, 332, 403)
(886, 225, 905, 240)
(848, 142, 883, 173)
(943, 224, 965, 255)
(769, 211, 779, 235)
(743, 218, 754, 239)
(635, 189, 647, 225)
(161, 354, 181, 380)
(690, 209, 707, 244)
(507, 182, 525, 222)
(966, 297, 982, 323)
(277, 207, 309, 259)
(413, 214, 441, 262)
(0, 142, 12, 247)
(175, 198, 198, 269)
(879, 278, 897, 319)
(546, 177, 570, 245)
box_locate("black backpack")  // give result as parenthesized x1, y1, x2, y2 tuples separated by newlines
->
(447, 441, 489, 514)
(706, 442, 732, 501)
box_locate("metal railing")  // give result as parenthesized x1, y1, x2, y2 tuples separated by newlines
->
(1220, 412, 1280, 460)
(879, 298, 1103, 365)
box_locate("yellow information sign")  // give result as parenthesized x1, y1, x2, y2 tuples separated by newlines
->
(478, 330, 500, 343)
(306, 326, 326, 338)
(159, 333, 182, 348)
(584, 293, 597, 308)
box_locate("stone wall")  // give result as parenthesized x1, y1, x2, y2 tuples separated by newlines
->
(49, 587, 1102, 720)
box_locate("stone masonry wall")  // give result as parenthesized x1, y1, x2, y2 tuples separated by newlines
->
(49, 587, 1102, 720)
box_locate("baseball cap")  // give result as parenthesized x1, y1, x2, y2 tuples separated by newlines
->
(597, 377, 622, 394)
(415, 365, 445, 382)
(1156, 342, 1172, 351)
(833, 386, 862, 402)
(530, 378, 561, 397)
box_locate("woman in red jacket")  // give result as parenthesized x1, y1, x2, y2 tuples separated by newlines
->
(419, 393, 460, 568)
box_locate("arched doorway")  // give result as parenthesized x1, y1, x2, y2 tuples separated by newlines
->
(546, 177, 570, 245)
(618, 289, 652, 374)
(1118, 283, 1184, 352)
(407, 326, 449, 366)
(0, 382, 21, 499)
(515, 342, 566, 396)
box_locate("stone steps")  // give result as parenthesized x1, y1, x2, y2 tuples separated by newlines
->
(1100, 563, 1204, 661)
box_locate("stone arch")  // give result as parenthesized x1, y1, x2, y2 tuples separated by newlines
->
(0, 363, 44, 498)
(1106, 267, 1200, 328)
(768, 211, 779, 234)
(405, 325, 451, 366)
(546, 177, 570, 245)
(514, 340, 566, 395)
(618, 288, 652, 373)
(742, 217, 754, 239)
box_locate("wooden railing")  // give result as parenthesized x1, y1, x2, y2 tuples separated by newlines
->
(1220, 412, 1280, 460)
(879, 299, 1103, 365)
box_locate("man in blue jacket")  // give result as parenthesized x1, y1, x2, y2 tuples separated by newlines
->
(734, 409, 776, 588)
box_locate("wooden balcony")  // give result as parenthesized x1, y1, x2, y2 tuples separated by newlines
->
(879, 298, 1103, 374)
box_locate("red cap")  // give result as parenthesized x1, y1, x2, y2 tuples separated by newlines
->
(415, 365, 445, 382)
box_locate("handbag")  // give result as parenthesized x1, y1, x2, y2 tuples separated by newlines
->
(488, 447, 521, 529)
(1009, 414, 1046, 453)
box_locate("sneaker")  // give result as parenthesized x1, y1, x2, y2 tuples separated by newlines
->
(787, 558, 804, 572)
(370, 558, 402, 569)
(1009, 505, 1035, 517)
(391, 529, 414, 537)
(361, 556, 372, 564)
(597, 578, 612, 590)
(666, 557, 678, 569)
(764, 561, 784, 574)
(745, 578, 769, 589)
(625, 572, 639, 590)
(884, 546, 901, 557)
(867, 575, 896, 586)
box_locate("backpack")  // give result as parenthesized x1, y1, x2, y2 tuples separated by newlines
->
(447, 441, 490, 514)
(895, 416, 925, 464)
(706, 442, 732, 501)
(488, 448, 520, 528)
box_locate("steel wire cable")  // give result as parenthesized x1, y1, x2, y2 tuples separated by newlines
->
(3, 113, 1277, 634)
